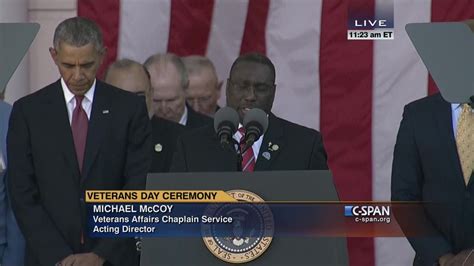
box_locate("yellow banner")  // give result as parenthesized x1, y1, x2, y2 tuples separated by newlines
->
(85, 190, 237, 203)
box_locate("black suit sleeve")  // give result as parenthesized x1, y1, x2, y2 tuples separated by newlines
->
(169, 136, 188, 172)
(93, 98, 152, 264)
(7, 101, 73, 265)
(121, 99, 152, 189)
(309, 132, 329, 170)
(391, 105, 451, 264)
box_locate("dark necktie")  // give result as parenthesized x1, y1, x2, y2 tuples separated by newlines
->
(239, 128, 255, 172)
(71, 96, 88, 172)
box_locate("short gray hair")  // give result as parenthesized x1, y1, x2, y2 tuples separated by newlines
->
(144, 53, 189, 90)
(53, 17, 104, 52)
(105, 58, 150, 81)
(182, 55, 218, 79)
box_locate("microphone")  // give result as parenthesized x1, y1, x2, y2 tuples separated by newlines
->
(214, 107, 239, 149)
(242, 108, 269, 149)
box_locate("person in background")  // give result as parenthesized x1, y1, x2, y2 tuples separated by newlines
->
(104, 58, 153, 116)
(105, 59, 185, 173)
(182, 55, 221, 117)
(144, 53, 212, 129)
(0, 89, 24, 266)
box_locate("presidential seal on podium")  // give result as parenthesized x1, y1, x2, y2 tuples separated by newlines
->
(201, 190, 274, 263)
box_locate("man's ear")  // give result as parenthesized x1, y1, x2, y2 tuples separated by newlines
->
(225, 79, 231, 93)
(99, 47, 108, 66)
(216, 80, 223, 98)
(49, 47, 58, 65)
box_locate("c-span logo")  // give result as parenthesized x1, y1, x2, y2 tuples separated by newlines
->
(344, 205, 391, 224)
(202, 190, 274, 264)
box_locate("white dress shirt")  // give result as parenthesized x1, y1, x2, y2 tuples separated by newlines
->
(61, 78, 96, 124)
(179, 105, 189, 126)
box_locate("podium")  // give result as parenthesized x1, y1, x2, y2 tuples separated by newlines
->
(140, 170, 348, 265)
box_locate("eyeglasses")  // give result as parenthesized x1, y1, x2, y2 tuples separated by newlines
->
(228, 80, 275, 95)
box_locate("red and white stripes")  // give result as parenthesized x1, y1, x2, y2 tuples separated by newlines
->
(78, 1, 474, 265)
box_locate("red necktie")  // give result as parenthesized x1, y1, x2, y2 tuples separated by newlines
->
(71, 96, 88, 172)
(239, 128, 255, 172)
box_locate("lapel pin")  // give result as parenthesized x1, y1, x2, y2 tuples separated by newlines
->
(154, 144, 163, 152)
(262, 151, 271, 160)
(271, 144, 279, 151)
(102, 110, 109, 114)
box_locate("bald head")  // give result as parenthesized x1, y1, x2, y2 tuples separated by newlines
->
(144, 53, 187, 123)
(182, 55, 220, 117)
(105, 59, 152, 117)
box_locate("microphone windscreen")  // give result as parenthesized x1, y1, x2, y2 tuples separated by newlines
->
(214, 107, 239, 133)
(243, 108, 269, 134)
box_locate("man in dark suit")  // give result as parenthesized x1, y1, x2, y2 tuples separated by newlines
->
(171, 53, 328, 172)
(149, 117, 185, 172)
(7, 17, 151, 266)
(105, 58, 185, 173)
(144, 53, 212, 129)
(391, 93, 474, 266)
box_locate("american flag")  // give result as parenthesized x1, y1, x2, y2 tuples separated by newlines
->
(78, 0, 474, 265)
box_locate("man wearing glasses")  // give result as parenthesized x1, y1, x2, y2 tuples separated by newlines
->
(171, 53, 328, 172)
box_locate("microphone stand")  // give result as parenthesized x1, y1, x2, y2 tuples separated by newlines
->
(232, 138, 243, 172)
(218, 134, 243, 171)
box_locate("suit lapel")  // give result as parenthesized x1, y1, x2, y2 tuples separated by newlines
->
(186, 104, 198, 128)
(82, 81, 110, 180)
(433, 95, 465, 187)
(44, 80, 81, 184)
(209, 131, 239, 171)
(255, 114, 284, 171)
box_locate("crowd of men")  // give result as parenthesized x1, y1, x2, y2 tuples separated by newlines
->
(1, 16, 473, 266)
(0, 17, 329, 266)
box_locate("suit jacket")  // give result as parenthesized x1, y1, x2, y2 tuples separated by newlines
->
(150, 116, 185, 172)
(185, 104, 213, 129)
(7, 80, 152, 266)
(0, 101, 9, 256)
(171, 113, 328, 172)
(0, 100, 25, 265)
(391, 93, 474, 266)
